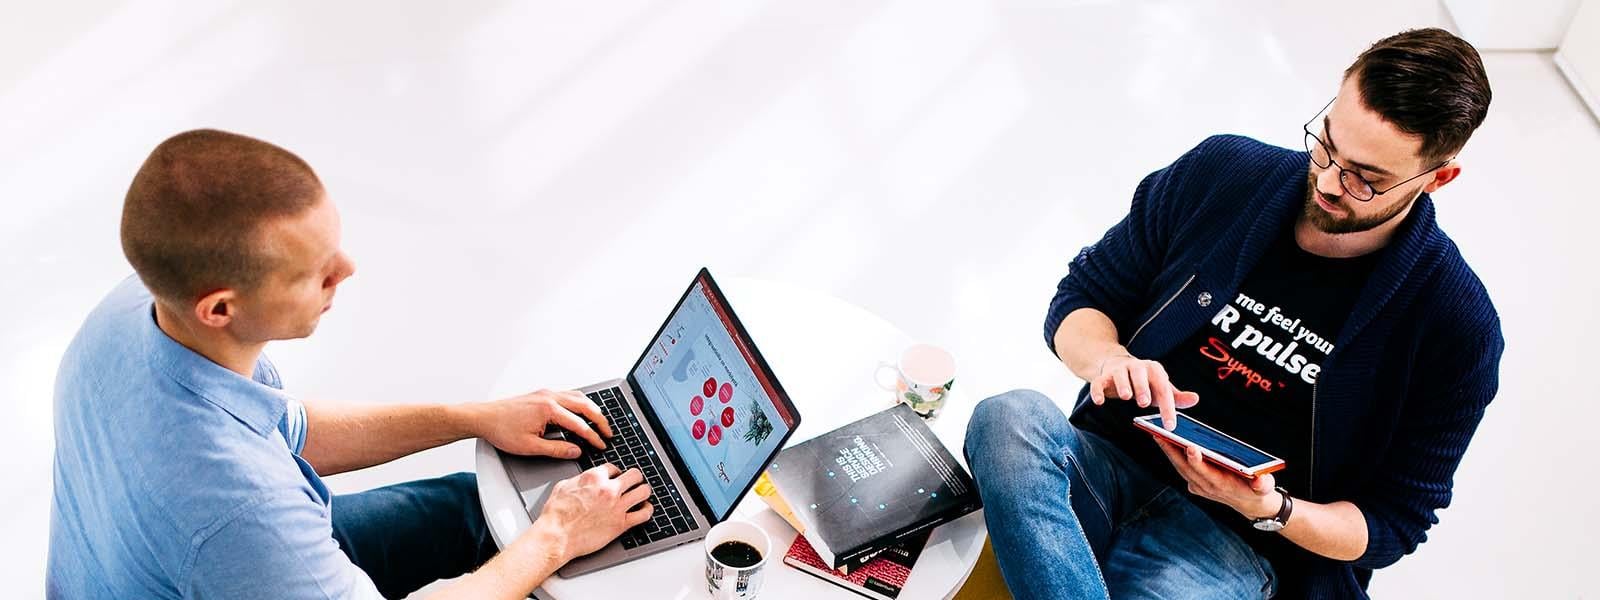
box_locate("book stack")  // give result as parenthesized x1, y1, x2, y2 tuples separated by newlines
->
(784, 530, 930, 600)
(757, 404, 982, 599)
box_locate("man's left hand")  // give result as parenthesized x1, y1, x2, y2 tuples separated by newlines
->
(472, 390, 614, 459)
(1156, 440, 1280, 519)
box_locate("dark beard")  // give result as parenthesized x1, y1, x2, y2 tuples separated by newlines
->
(1302, 169, 1418, 234)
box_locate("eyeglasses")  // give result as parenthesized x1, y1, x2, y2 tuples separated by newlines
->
(1302, 98, 1450, 202)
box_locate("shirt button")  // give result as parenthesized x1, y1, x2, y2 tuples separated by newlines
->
(1197, 291, 1213, 307)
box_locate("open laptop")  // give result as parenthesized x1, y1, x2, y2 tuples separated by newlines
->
(500, 268, 802, 577)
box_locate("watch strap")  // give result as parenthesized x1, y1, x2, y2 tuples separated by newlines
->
(1260, 487, 1292, 527)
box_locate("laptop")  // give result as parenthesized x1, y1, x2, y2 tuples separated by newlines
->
(500, 268, 803, 577)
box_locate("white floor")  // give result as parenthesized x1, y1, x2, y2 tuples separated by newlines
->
(3, 1, 1595, 597)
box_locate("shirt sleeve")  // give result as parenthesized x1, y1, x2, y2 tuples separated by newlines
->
(181, 498, 382, 600)
(282, 396, 309, 456)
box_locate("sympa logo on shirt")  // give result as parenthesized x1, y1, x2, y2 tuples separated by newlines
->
(1198, 293, 1336, 392)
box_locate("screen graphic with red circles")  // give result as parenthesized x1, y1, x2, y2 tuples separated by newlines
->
(630, 280, 798, 519)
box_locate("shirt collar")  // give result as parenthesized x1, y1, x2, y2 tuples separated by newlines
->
(137, 300, 289, 439)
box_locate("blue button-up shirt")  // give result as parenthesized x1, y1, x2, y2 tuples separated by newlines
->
(48, 277, 380, 598)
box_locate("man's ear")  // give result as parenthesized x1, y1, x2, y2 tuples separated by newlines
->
(1422, 160, 1461, 194)
(193, 289, 236, 328)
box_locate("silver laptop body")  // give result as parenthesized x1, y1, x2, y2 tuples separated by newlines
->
(503, 378, 712, 576)
(498, 269, 801, 578)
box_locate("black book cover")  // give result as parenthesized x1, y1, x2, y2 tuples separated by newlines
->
(765, 403, 980, 569)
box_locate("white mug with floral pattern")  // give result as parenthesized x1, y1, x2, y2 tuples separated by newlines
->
(874, 343, 956, 418)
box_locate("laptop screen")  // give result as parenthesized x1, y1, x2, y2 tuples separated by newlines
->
(630, 272, 798, 518)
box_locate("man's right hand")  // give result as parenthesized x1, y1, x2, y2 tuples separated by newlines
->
(530, 464, 654, 562)
(1089, 353, 1200, 431)
(434, 464, 653, 599)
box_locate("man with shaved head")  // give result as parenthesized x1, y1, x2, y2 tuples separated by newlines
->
(49, 130, 654, 599)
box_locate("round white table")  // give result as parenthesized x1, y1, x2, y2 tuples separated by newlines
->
(476, 277, 988, 599)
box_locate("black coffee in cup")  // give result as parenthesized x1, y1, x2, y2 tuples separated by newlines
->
(710, 540, 762, 568)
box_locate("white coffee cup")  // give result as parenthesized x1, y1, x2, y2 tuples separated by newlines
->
(875, 343, 957, 417)
(703, 520, 771, 599)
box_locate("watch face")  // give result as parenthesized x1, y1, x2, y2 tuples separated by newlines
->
(1253, 519, 1285, 532)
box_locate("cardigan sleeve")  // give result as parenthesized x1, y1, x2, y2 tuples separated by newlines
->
(1348, 322, 1504, 569)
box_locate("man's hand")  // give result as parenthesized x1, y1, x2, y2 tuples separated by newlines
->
(1089, 354, 1200, 430)
(472, 390, 614, 459)
(434, 464, 654, 599)
(531, 464, 655, 562)
(1156, 440, 1280, 519)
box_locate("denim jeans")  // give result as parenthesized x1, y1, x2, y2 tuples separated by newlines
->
(965, 390, 1277, 600)
(331, 472, 500, 599)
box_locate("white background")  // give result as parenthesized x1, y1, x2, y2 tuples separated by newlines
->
(2, 1, 1594, 597)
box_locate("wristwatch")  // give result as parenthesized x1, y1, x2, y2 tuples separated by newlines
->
(1251, 488, 1293, 532)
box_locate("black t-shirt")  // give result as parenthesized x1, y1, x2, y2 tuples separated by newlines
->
(1076, 223, 1378, 587)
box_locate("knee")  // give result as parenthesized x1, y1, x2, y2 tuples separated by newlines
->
(964, 389, 1064, 464)
(967, 389, 1056, 440)
(442, 472, 498, 556)
(440, 472, 481, 506)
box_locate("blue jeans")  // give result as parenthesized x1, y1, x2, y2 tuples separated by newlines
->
(331, 472, 500, 599)
(965, 390, 1277, 600)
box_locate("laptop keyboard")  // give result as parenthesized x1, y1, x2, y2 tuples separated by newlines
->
(573, 386, 697, 548)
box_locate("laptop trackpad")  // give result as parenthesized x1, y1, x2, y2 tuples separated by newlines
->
(504, 453, 582, 519)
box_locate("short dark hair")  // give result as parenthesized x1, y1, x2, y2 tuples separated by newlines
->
(121, 129, 323, 302)
(1343, 28, 1491, 164)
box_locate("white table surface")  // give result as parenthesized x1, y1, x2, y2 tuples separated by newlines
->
(475, 277, 988, 600)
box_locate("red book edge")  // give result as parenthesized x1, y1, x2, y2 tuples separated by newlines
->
(783, 533, 919, 600)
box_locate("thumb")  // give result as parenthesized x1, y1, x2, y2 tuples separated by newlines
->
(517, 437, 583, 459)
(1252, 473, 1276, 494)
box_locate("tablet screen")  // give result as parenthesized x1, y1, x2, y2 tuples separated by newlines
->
(1165, 413, 1277, 468)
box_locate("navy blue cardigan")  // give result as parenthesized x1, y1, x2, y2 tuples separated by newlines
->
(1045, 135, 1504, 598)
